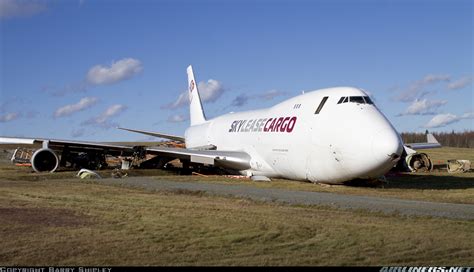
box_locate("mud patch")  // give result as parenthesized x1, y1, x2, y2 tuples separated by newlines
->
(0, 207, 92, 228)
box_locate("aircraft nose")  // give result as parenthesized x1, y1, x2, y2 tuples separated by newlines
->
(371, 128, 404, 164)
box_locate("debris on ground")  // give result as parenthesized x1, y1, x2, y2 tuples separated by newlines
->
(192, 172, 209, 177)
(77, 169, 102, 179)
(223, 175, 250, 180)
(447, 160, 471, 173)
(251, 176, 271, 182)
(111, 169, 128, 178)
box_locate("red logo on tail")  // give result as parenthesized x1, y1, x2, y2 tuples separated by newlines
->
(189, 80, 195, 93)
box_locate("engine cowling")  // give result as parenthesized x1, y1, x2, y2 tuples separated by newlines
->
(31, 148, 59, 172)
(405, 152, 433, 172)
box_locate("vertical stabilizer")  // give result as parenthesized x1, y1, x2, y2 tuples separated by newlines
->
(187, 65, 206, 126)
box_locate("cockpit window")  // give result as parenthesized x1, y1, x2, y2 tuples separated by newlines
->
(337, 96, 373, 105)
(315, 96, 328, 114)
(364, 96, 374, 104)
(350, 96, 365, 104)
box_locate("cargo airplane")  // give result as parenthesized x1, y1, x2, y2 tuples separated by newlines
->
(0, 65, 440, 184)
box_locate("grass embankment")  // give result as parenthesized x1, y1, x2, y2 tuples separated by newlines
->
(0, 179, 472, 266)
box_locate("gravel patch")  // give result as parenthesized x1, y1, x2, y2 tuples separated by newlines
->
(96, 177, 474, 220)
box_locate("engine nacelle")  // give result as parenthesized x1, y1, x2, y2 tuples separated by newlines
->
(31, 148, 59, 172)
(405, 152, 433, 172)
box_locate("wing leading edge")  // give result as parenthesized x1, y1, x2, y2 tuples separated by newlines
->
(0, 136, 135, 154)
(118, 127, 185, 142)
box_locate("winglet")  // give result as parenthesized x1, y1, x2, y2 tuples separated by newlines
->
(187, 65, 206, 126)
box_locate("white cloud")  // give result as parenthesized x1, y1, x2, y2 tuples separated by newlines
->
(0, 0, 47, 19)
(258, 89, 286, 100)
(167, 114, 188, 123)
(231, 94, 250, 107)
(229, 89, 286, 108)
(163, 79, 225, 109)
(163, 92, 189, 109)
(424, 112, 474, 128)
(86, 58, 143, 86)
(0, 112, 20, 122)
(44, 58, 143, 96)
(82, 104, 127, 129)
(198, 79, 225, 103)
(53, 97, 98, 118)
(447, 76, 472, 90)
(394, 74, 450, 102)
(95, 104, 127, 124)
(398, 99, 447, 116)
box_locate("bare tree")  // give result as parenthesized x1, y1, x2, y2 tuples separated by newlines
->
(401, 130, 474, 148)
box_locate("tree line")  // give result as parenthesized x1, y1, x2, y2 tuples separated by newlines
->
(401, 130, 474, 148)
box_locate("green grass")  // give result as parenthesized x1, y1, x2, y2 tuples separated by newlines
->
(0, 147, 473, 265)
(421, 147, 474, 163)
(0, 179, 472, 266)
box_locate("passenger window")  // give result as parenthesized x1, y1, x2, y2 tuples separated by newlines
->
(315, 96, 328, 114)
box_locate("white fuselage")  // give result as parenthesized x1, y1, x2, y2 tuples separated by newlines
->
(185, 87, 403, 184)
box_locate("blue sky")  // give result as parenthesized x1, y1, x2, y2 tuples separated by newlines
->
(0, 0, 472, 142)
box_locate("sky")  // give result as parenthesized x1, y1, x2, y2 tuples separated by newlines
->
(0, 0, 472, 142)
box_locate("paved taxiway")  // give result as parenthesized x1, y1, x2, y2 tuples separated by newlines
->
(96, 177, 474, 220)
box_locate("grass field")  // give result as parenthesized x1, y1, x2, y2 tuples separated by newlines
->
(0, 147, 473, 265)
(1, 179, 473, 266)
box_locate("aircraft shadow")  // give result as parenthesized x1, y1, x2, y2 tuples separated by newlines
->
(383, 172, 474, 190)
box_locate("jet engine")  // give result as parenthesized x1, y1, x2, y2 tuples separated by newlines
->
(30, 148, 59, 172)
(405, 152, 433, 172)
(394, 146, 434, 173)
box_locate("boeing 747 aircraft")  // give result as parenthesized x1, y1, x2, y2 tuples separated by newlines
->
(0, 66, 440, 184)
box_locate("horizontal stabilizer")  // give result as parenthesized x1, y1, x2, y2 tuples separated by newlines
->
(404, 133, 441, 150)
(118, 127, 185, 142)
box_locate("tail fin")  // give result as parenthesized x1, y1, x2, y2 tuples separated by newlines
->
(187, 65, 206, 126)
(427, 133, 439, 144)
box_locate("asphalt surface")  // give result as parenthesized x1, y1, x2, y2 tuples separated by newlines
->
(95, 177, 474, 220)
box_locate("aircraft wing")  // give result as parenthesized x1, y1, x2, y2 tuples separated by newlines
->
(118, 127, 185, 142)
(145, 146, 251, 170)
(404, 133, 441, 150)
(0, 136, 251, 172)
(0, 136, 136, 155)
